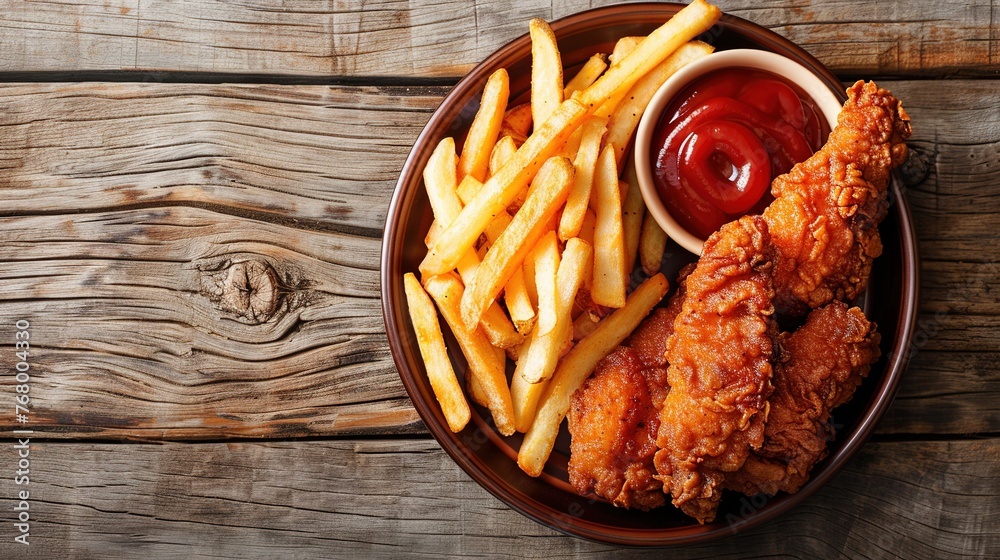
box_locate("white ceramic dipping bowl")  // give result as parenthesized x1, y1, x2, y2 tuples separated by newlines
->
(634, 49, 844, 255)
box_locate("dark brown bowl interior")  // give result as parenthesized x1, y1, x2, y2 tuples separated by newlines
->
(381, 2, 918, 546)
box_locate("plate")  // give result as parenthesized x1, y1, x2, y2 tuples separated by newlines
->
(381, 2, 918, 546)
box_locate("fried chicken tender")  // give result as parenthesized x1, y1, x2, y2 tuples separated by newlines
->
(566, 267, 692, 510)
(653, 215, 777, 523)
(763, 80, 911, 316)
(725, 301, 880, 496)
(568, 347, 665, 511)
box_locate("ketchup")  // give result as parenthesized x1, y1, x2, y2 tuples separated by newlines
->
(651, 68, 829, 239)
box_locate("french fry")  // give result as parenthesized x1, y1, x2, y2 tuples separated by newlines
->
(463, 255, 524, 349)
(511, 238, 592, 431)
(424, 273, 516, 436)
(609, 36, 643, 66)
(424, 162, 522, 350)
(424, 219, 443, 247)
(482, 303, 524, 349)
(517, 273, 669, 476)
(505, 266, 536, 334)
(532, 230, 560, 337)
(621, 157, 646, 274)
(419, 98, 587, 277)
(403, 273, 470, 433)
(455, 174, 483, 207)
(640, 210, 669, 276)
(558, 116, 606, 242)
(576, 0, 721, 113)
(606, 40, 714, 170)
(564, 53, 608, 98)
(591, 144, 627, 308)
(424, 137, 462, 228)
(530, 18, 564, 131)
(593, 36, 642, 118)
(460, 156, 575, 329)
(459, 68, 510, 183)
(500, 103, 533, 146)
(488, 135, 519, 179)
(523, 238, 592, 384)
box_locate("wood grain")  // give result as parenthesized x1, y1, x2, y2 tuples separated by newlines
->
(0, 0, 996, 78)
(1, 438, 996, 558)
(0, 79, 997, 439)
(0, 82, 443, 232)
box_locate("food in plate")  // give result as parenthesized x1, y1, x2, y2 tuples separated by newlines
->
(568, 346, 665, 511)
(405, 0, 721, 458)
(652, 215, 777, 523)
(570, 80, 909, 523)
(650, 67, 831, 239)
(725, 301, 881, 497)
(400, 0, 911, 527)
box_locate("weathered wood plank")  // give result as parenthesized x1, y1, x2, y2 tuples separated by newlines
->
(0, 79, 997, 438)
(0, 0, 995, 78)
(0, 438, 995, 558)
(0, 206, 422, 438)
(0, 82, 443, 232)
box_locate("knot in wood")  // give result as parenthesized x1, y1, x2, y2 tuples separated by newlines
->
(219, 259, 280, 323)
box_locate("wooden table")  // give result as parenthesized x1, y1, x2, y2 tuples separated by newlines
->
(0, 0, 997, 557)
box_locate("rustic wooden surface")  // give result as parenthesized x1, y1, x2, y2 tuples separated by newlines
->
(0, 0, 998, 557)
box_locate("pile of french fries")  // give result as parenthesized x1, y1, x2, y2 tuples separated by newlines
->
(404, 0, 722, 477)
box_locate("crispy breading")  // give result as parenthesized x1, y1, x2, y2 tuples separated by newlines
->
(653, 216, 777, 523)
(726, 301, 880, 496)
(567, 347, 665, 511)
(763, 80, 911, 316)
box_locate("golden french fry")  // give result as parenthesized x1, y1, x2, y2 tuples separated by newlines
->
(420, 98, 587, 277)
(640, 210, 669, 276)
(424, 137, 462, 228)
(564, 53, 608, 98)
(577, 0, 721, 112)
(424, 273, 516, 436)
(460, 156, 575, 329)
(453, 249, 524, 350)
(459, 68, 510, 183)
(558, 116, 607, 242)
(455, 172, 484, 206)
(591, 144, 627, 308)
(593, 36, 643, 118)
(488, 135, 519, 179)
(503, 267, 537, 335)
(517, 273, 669, 476)
(530, 18, 564, 131)
(532, 231, 560, 337)
(483, 208, 513, 246)
(403, 273, 470, 433)
(609, 36, 643, 66)
(606, 40, 714, 170)
(505, 266, 537, 335)
(523, 238, 592, 383)
(480, 300, 525, 350)
(500, 102, 533, 146)
(424, 219, 443, 248)
(622, 157, 646, 274)
(512, 238, 592, 431)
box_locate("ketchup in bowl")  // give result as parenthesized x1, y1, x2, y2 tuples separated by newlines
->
(650, 68, 830, 240)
